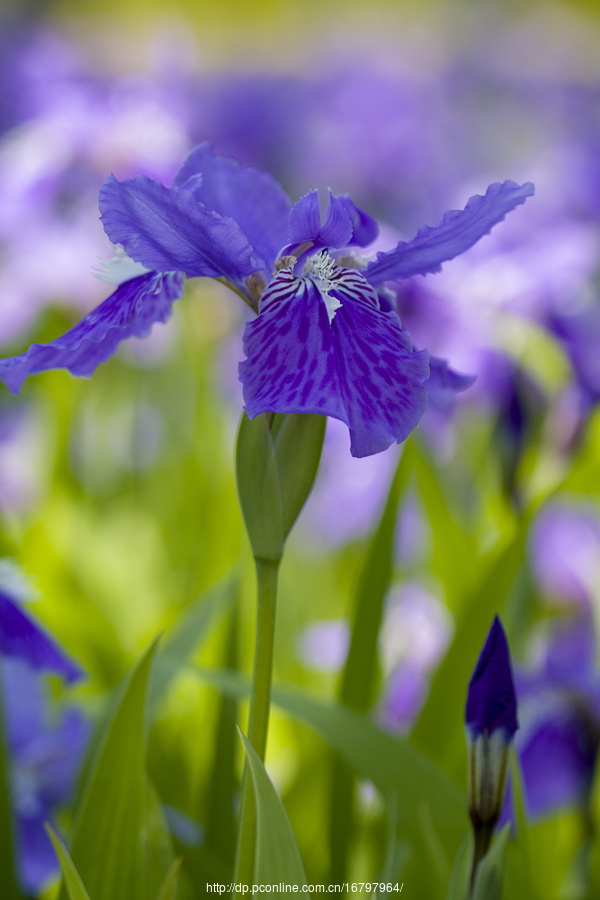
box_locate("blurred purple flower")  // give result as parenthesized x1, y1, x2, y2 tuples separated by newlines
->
(507, 614, 600, 822)
(0, 579, 82, 684)
(0, 144, 532, 457)
(529, 501, 600, 607)
(379, 582, 451, 732)
(2, 659, 88, 895)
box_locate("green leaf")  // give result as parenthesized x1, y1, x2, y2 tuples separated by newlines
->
(445, 835, 471, 900)
(238, 729, 307, 887)
(236, 413, 283, 562)
(472, 825, 510, 900)
(65, 640, 159, 900)
(150, 577, 237, 710)
(143, 782, 176, 898)
(271, 413, 326, 538)
(195, 668, 466, 863)
(204, 603, 239, 869)
(46, 826, 91, 900)
(340, 442, 414, 711)
(0, 680, 21, 900)
(156, 858, 182, 900)
(330, 444, 413, 880)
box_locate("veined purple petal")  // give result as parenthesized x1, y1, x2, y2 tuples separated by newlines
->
(0, 272, 184, 394)
(466, 616, 518, 740)
(99, 173, 261, 280)
(0, 593, 82, 682)
(365, 180, 535, 284)
(240, 263, 429, 458)
(173, 144, 291, 274)
(427, 356, 476, 410)
(240, 267, 347, 422)
(329, 274, 429, 457)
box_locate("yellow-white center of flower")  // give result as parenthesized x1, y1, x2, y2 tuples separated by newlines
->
(303, 251, 343, 325)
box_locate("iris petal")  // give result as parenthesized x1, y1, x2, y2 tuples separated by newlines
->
(329, 271, 429, 457)
(173, 144, 291, 275)
(0, 593, 82, 682)
(0, 272, 184, 394)
(240, 267, 346, 421)
(99, 173, 260, 280)
(466, 616, 518, 739)
(240, 264, 430, 457)
(365, 180, 535, 284)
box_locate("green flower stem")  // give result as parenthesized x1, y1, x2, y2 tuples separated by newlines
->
(233, 556, 280, 888)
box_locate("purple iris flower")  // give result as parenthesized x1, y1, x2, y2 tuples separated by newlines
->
(509, 614, 600, 822)
(2, 659, 88, 895)
(0, 145, 533, 457)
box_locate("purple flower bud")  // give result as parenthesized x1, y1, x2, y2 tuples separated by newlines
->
(466, 616, 518, 742)
(466, 616, 518, 887)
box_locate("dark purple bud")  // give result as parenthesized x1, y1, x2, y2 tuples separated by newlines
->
(466, 615, 518, 741)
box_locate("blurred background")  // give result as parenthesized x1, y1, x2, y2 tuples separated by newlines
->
(3, 0, 600, 897)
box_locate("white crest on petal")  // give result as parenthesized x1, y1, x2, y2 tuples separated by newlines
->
(303, 250, 343, 324)
(93, 243, 151, 286)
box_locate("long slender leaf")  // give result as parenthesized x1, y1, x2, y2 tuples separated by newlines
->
(204, 602, 239, 870)
(472, 825, 510, 900)
(150, 577, 236, 711)
(156, 858, 182, 900)
(195, 668, 467, 862)
(65, 640, 159, 900)
(331, 443, 414, 881)
(47, 827, 91, 900)
(144, 782, 176, 898)
(238, 730, 307, 887)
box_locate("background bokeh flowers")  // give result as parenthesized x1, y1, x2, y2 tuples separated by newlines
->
(2, 1, 600, 897)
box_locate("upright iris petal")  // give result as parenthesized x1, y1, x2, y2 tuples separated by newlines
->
(281, 189, 378, 262)
(99, 175, 261, 282)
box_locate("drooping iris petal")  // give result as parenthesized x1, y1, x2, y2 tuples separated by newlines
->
(240, 264, 429, 458)
(0, 592, 82, 682)
(328, 272, 429, 457)
(99, 173, 261, 280)
(365, 180, 535, 284)
(173, 144, 291, 275)
(240, 267, 347, 421)
(0, 272, 184, 394)
(466, 616, 518, 739)
(426, 356, 476, 410)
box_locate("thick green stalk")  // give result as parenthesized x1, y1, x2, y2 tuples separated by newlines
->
(233, 557, 280, 889)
